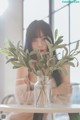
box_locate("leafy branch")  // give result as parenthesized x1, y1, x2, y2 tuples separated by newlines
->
(0, 29, 80, 77)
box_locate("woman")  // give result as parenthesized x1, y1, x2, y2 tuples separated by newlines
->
(8, 20, 72, 120)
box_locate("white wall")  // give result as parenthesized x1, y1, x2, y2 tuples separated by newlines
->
(0, 0, 23, 102)
(0, 18, 5, 102)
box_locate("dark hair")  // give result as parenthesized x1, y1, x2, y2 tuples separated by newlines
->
(24, 20, 54, 51)
(24, 20, 62, 86)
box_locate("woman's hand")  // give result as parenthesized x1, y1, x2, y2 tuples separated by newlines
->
(16, 67, 36, 90)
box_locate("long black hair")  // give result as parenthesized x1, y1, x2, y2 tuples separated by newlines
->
(24, 20, 62, 86)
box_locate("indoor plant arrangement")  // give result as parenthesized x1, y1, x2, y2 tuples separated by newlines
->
(0, 29, 80, 75)
(0, 29, 80, 107)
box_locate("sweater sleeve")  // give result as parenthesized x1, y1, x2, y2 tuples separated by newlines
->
(15, 79, 34, 105)
(51, 93, 71, 104)
(51, 79, 71, 104)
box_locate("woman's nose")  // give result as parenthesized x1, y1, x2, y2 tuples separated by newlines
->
(37, 40, 42, 47)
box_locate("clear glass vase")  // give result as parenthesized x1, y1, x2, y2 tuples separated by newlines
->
(34, 76, 51, 107)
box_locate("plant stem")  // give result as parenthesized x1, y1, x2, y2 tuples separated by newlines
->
(36, 81, 49, 105)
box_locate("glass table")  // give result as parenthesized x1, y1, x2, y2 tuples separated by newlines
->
(0, 104, 80, 113)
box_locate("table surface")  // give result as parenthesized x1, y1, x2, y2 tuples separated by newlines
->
(0, 104, 80, 113)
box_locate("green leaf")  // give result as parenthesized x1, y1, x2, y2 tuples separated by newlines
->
(6, 58, 18, 63)
(67, 62, 75, 67)
(18, 54, 26, 66)
(8, 47, 17, 56)
(29, 59, 37, 65)
(11, 61, 22, 67)
(46, 41, 53, 58)
(74, 57, 79, 67)
(13, 66, 21, 69)
(17, 41, 20, 49)
(0, 49, 10, 55)
(47, 36, 53, 44)
(8, 40, 16, 48)
(75, 41, 79, 50)
(55, 29, 58, 40)
(47, 57, 56, 67)
(55, 36, 63, 45)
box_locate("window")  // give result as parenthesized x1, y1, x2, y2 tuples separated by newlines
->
(70, 42, 80, 83)
(54, 0, 68, 10)
(54, 6, 69, 44)
(70, 4, 80, 42)
(51, 0, 80, 84)
(23, 0, 49, 45)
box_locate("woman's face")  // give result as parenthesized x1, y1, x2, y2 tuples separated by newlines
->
(31, 32, 47, 53)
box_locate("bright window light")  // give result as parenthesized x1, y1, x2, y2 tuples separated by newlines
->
(0, 0, 8, 16)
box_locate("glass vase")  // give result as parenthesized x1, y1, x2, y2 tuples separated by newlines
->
(34, 76, 51, 107)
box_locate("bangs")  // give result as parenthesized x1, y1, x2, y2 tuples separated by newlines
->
(25, 20, 54, 51)
(31, 29, 45, 39)
(29, 25, 46, 40)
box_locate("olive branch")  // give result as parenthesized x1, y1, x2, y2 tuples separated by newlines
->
(0, 29, 80, 77)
